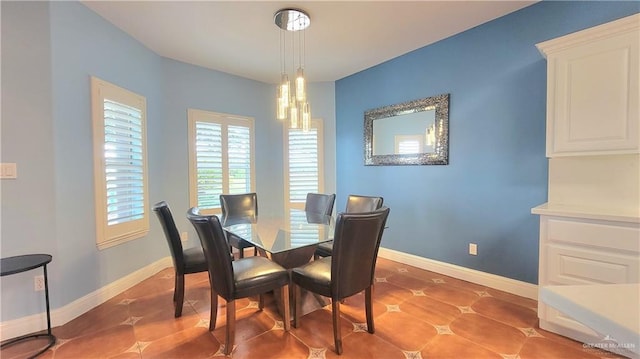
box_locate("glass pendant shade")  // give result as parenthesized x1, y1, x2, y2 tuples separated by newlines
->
(277, 94, 287, 120)
(302, 102, 311, 132)
(280, 74, 290, 108)
(295, 67, 306, 102)
(289, 99, 299, 129)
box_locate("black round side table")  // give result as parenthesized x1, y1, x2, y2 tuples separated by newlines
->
(1, 254, 56, 358)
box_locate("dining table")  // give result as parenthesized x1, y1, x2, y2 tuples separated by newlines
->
(222, 208, 335, 314)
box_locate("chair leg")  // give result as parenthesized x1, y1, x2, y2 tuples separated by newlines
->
(365, 286, 375, 333)
(332, 299, 343, 355)
(174, 273, 185, 318)
(259, 294, 265, 310)
(281, 285, 291, 331)
(173, 274, 178, 302)
(209, 290, 219, 331)
(293, 284, 301, 328)
(225, 300, 236, 355)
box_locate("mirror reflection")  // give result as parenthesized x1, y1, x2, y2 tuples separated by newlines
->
(372, 110, 436, 155)
(364, 93, 449, 166)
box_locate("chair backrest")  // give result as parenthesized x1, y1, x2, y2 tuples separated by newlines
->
(152, 201, 185, 271)
(345, 194, 384, 213)
(304, 193, 336, 216)
(220, 193, 258, 218)
(331, 207, 390, 299)
(186, 208, 235, 301)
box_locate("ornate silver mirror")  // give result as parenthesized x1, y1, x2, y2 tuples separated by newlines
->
(364, 93, 449, 165)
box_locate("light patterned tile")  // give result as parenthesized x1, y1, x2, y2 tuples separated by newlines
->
(118, 298, 136, 305)
(518, 327, 544, 338)
(386, 304, 401, 312)
(403, 350, 423, 359)
(411, 289, 426, 296)
(247, 300, 260, 309)
(137, 341, 152, 353)
(124, 342, 140, 354)
(308, 347, 327, 359)
(458, 306, 476, 314)
(353, 322, 369, 332)
(121, 316, 143, 326)
(434, 325, 454, 335)
(376, 277, 388, 282)
(196, 318, 209, 328)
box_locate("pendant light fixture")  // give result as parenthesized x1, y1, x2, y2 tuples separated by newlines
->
(275, 8, 311, 131)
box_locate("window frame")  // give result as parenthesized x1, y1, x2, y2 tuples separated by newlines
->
(91, 76, 149, 250)
(187, 109, 256, 214)
(283, 118, 324, 210)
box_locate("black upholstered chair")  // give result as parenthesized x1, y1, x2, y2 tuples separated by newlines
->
(304, 193, 336, 216)
(186, 208, 291, 355)
(219, 193, 258, 258)
(315, 194, 384, 258)
(292, 207, 390, 355)
(152, 201, 208, 318)
(345, 194, 384, 213)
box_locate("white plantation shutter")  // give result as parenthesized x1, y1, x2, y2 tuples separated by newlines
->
(285, 119, 324, 209)
(103, 100, 145, 225)
(188, 110, 255, 212)
(228, 125, 252, 194)
(194, 122, 223, 209)
(289, 128, 319, 203)
(92, 77, 149, 249)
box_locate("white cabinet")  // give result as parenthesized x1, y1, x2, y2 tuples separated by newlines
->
(532, 204, 640, 354)
(537, 14, 639, 157)
(533, 14, 640, 357)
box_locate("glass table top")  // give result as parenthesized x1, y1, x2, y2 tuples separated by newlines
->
(222, 209, 334, 254)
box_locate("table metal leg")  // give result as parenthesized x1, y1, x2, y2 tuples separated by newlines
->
(0, 264, 56, 358)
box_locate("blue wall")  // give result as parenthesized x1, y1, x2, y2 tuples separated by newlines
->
(335, 1, 639, 284)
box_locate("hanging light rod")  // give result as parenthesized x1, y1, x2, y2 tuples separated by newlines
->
(274, 8, 310, 31)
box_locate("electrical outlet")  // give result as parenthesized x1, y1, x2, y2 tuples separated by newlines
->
(180, 231, 188, 242)
(34, 275, 45, 291)
(469, 243, 478, 256)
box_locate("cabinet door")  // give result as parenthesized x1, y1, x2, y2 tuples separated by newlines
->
(542, 17, 639, 157)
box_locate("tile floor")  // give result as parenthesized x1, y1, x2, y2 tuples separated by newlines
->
(1, 257, 623, 359)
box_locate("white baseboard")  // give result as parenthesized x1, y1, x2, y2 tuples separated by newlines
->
(378, 247, 538, 300)
(0, 256, 172, 341)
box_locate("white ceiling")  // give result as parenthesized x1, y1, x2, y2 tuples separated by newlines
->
(82, 1, 537, 84)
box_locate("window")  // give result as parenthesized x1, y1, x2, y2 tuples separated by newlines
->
(395, 134, 424, 154)
(91, 77, 149, 249)
(188, 109, 255, 213)
(284, 119, 324, 210)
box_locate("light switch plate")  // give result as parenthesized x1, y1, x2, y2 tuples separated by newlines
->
(0, 163, 17, 179)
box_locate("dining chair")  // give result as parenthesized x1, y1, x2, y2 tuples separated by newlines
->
(152, 201, 208, 318)
(219, 193, 258, 258)
(315, 194, 384, 258)
(345, 194, 384, 213)
(186, 208, 291, 355)
(304, 193, 336, 216)
(291, 207, 390, 355)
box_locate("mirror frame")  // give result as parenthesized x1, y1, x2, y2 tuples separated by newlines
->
(364, 93, 449, 166)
